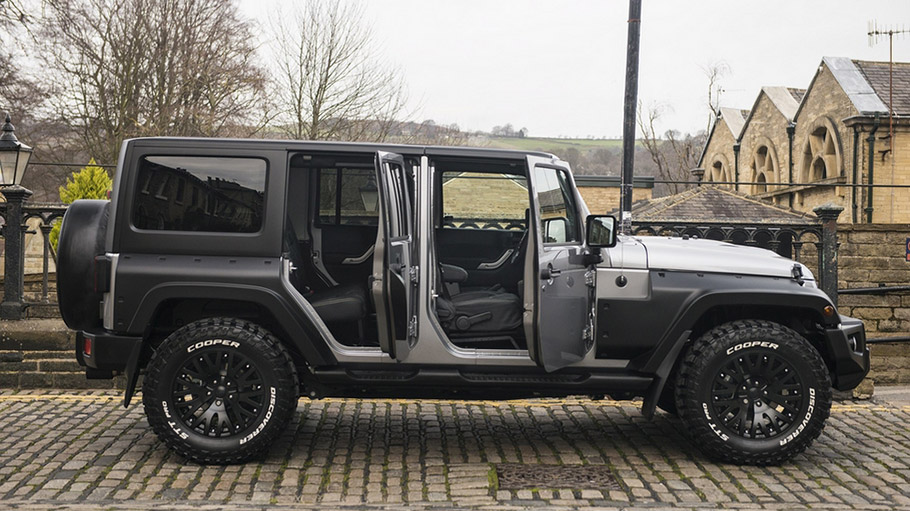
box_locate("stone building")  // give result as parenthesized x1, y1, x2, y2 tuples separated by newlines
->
(700, 56, 910, 223)
(701, 107, 748, 185)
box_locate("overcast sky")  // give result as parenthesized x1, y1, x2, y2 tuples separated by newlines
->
(240, 0, 910, 138)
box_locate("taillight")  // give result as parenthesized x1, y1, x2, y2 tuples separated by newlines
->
(84, 337, 93, 357)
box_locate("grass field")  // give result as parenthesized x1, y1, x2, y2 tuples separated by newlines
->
(485, 136, 624, 152)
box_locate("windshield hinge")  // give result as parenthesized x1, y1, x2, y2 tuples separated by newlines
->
(585, 269, 597, 288)
(408, 315, 418, 340)
(791, 264, 805, 286)
(409, 265, 419, 285)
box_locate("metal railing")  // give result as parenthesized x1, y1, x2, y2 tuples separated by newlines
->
(630, 203, 843, 304)
(0, 199, 67, 318)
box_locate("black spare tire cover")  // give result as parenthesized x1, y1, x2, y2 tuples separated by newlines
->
(57, 200, 110, 330)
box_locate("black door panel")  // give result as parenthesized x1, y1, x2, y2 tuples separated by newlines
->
(321, 224, 377, 287)
(436, 228, 524, 290)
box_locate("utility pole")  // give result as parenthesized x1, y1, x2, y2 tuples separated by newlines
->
(619, 0, 642, 234)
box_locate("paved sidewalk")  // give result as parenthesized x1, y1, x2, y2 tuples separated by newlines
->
(0, 390, 908, 510)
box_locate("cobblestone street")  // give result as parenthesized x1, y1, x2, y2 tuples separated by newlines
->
(0, 390, 909, 510)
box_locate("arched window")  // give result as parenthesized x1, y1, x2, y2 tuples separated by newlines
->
(708, 155, 731, 186)
(750, 144, 778, 194)
(800, 122, 841, 183)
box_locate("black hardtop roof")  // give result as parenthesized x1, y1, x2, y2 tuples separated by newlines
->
(126, 137, 558, 161)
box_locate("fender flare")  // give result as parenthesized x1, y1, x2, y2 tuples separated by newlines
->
(637, 287, 834, 418)
(128, 282, 337, 368)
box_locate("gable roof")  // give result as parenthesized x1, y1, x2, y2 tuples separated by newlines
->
(739, 86, 802, 140)
(718, 107, 750, 138)
(761, 86, 801, 121)
(797, 57, 889, 120)
(854, 60, 910, 116)
(612, 186, 817, 224)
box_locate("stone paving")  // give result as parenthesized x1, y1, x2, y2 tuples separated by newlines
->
(0, 390, 908, 510)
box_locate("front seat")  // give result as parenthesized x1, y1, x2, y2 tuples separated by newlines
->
(435, 263, 522, 333)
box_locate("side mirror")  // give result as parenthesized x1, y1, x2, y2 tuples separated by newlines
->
(543, 217, 567, 243)
(586, 215, 617, 248)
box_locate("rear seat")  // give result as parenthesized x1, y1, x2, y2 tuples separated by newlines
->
(284, 219, 368, 326)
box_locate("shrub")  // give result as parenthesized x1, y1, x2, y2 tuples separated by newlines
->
(49, 159, 112, 249)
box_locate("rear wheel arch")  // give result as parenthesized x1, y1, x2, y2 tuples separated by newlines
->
(128, 285, 335, 369)
(142, 297, 311, 372)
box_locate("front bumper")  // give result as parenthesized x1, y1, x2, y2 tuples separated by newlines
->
(75, 329, 142, 375)
(825, 315, 871, 391)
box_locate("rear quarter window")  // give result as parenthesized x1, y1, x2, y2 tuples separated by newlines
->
(132, 156, 267, 233)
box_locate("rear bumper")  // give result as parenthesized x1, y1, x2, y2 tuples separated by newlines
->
(75, 329, 142, 375)
(826, 316, 871, 391)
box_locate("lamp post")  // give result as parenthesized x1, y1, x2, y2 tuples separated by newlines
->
(0, 114, 34, 320)
(359, 175, 379, 212)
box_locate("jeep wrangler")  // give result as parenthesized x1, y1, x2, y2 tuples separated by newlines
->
(56, 137, 869, 465)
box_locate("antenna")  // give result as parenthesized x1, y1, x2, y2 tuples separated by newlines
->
(868, 20, 909, 222)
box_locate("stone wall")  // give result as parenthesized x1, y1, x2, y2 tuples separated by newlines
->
(576, 185, 652, 215)
(837, 223, 910, 384)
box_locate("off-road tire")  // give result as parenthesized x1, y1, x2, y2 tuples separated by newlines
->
(56, 200, 109, 330)
(143, 317, 298, 464)
(675, 320, 831, 465)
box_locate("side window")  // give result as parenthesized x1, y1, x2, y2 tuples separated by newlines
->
(441, 172, 528, 230)
(132, 156, 266, 233)
(534, 166, 579, 244)
(316, 168, 379, 226)
(386, 162, 409, 238)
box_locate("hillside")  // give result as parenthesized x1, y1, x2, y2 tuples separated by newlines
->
(485, 136, 624, 152)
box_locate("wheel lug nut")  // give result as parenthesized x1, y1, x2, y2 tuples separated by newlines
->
(743, 399, 749, 404)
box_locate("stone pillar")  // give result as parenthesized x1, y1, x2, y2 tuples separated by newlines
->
(813, 203, 843, 305)
(690, 167, 705, 186)
(1, 184, 33, 320)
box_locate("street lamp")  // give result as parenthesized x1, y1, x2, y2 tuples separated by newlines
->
(0, 114, 32, 187)
(0, 113, 34, 320)
(359, 175, 379, 212)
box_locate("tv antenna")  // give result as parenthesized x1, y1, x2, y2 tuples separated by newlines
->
(868, 21, 909, 145)
(868, 20, 909, 221)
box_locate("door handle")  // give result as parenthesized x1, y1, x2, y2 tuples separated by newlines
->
(477, 249, 514, 270)
(342, 245, 375, 264)
(540, 264, 561, 280)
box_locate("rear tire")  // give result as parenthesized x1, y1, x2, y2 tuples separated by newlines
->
(675, 320, 831, 465)
(56, 200, 110, 330)
(143, 318, 298, 464)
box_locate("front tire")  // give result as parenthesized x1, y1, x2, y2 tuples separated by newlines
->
(676, 320, 831, 465)
(143, 318, 298, 464)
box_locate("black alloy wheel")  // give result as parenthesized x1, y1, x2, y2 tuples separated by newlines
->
(676, 320, 832, 465)
(709, 349, 804, 440)
(172, 348, 268, 438)
(143, 318, 298, 464)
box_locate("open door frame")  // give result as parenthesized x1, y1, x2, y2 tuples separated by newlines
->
(371, 151, 414, 361)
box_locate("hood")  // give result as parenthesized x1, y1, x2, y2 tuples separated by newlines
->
(635, 236, 814, 280)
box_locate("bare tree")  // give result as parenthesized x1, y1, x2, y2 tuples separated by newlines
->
(270, 0, 407, 142)
(700, 61, 730, 134)
(40, 0, 269, 163)
(637, 101, 704, 196)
